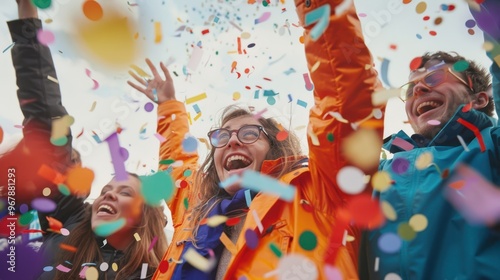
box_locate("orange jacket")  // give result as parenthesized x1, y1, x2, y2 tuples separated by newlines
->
(153, 0, 382, 279)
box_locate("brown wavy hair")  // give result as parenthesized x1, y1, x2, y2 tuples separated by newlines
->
(188, 105, 303, 241)
(53, 174, 168, 280)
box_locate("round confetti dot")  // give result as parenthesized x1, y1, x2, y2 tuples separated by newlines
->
(60, 228, 70, 236)
(299, 36, 305, 44)
(427, 119, 440, 126)
(326, 133, 334, 142)
(372, 171, 392, 192)
(158, 260, 169, 273)
(247, 43, 256, 48)
(179, 180, 188, 189)
(453, 60, 469, 72)
(112, 263, 118, 271)
(299, 230, 317, 251)
(403, 0, 412, 4)
(144, 102, 154, 112)
(276, 130, 288, 141)
(337, 166, 367, 195)
(182, 136, 198, 153)
(42, 187, 52, 196)
(267, 96, 276, 105)
(409, 214, 428, 232)
(434, 17, 443, 25)
(86, 266, 99, 280)
(140, 172, 175, 206)
(358, 13, 367, 17)
(66, 167, 94, 196)
(416, 34, 422, 39)
(429, 30, 437, 36)
(465, 19, 476, 28)
(119, 147, 129, 161)
(19, 211, 34, 226)
(241, 32, 251, 39)
(43, 266, 54, 272)
(468, 29, 475, 35)
(440, 4, 448, 11)
(83, 0, 104, 21)
(262, 0, 269, 6)
(385, 273, 402, 280)
(183, 169, 193, 177)
(347, 194, 384, 228)
(415, 2, 427, 14)
(33, 0, 52, 9)
(391, 158, 410, 175)
(415, 152, 433, 170)
(277, 254, 318, 280)
(31, 197, 57, 213)
(409, 56, 422, 71)
(244, 68, 250, 74)
(100, 262, 109, 271)
(245, 229, 259, 249)
(397, 222, 417, 241)
(373, 108, 383, 119)
(448, 4, 456, 11)
(422, 15, 430, 21)
(233, 92, 241, 101)
(58, 184, 71, 196)
(50, 136, 68, 146)
(93, 218, 126, 237)
(324, 265, 343, 280)
(19, 204, 29, 214)
(380, 200, 397, 221)
(378, 232, 401, 253)
(37, 29, 55, 45)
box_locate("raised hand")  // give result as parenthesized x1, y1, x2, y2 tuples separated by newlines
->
(127, 58, 176, 104)
(17, 0, 38, 19)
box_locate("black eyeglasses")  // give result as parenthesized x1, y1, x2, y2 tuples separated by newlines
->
(400, 67, 473, 102)
(207, 124, 270, 148)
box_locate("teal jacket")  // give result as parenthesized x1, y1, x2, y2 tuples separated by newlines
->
(360, 63, 500, 280)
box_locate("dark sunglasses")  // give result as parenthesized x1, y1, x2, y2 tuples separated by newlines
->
(207, 124, 270, 148)
(400, 67, 473, 102)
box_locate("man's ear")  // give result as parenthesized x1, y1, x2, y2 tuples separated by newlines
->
(472, 91, 489, 109)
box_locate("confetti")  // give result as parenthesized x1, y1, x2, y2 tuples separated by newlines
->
(82, 0, 103, 21)
(302, 73, 314, 91)
(415, 2, 427, 14)
(31, 197, 57, 213)
(372, 171, 392, 192)
(100, 262, 109, 271)
(245, 229, 259, 249)
(185, 92, 207, 104)
(397, 222, 416, 241)
(85, 69, 100, 90)
(220, 232, 237, 254)
(56, 264, 71, 273)
(240, 170, 296, 201)
(66, 167, 94, 196)
(85, 267, 99, 280)
(298, 230, 317, 251)
(415, 152, 433, 170)
(457, 118, 485, 152)
(380, 200, 397, 221)
(337, 166, 367, 194)
(93, 218, 126, 237)
(154, 22, 162, 43)
(304, 4, 331, 41)
(33, 0, 52, 9)
(60, 243, 78, 252)
(342, 128, 382, 170)
(378, 232, 401, 253)
(2, 42, 15, 53)
(276, 254, 318, 279)
(392, 157, 410, 174)
(409, 214, 428, 232)
(37, 29, 55, 45)
(252, 209, 264, 233)
(140, 172, 174, 206)
(183, 248, 216, 272)
(206, 215, 228, 227)
(134, 232, 141, 241)
(254, 12, 271, 24)
(148, 236, 158, 252)
(391, 137, 414, 151)
(140, 263, 148, 279)
(105, 133, 128, 181)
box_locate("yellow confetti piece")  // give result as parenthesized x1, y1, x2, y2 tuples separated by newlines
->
(130, 64, 151, 78)
(112, 263, 118, 271)
(185, 92, 207, 104)
(42, 187, 51, 196)
(134, 232, 141, 241)
(51, 115, 75, 140)
(187, 112, 193, 125)
(89, 101, 97, 112)
(381, 200, 397, 221)
(342, 128, 382, 171)
(415, 152, 433, 170)
(307, 125, 320, 146)
(154, 22, 162, 43)
(47, 75, 59, 83)
(193, 112, 202, 121)
(310, 61, 320, 73)
(371, 88, 401, 106)
(219, 232, 237, 255)
(184, 247, 216, 272)
(372, 171, 392, 192)
(409, 214, 428, 232)
(85, 267, 99, 280)
(206, 215, 228, 227)
(345, 235, 355, 242)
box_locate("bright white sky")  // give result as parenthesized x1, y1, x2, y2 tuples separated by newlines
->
(0, 0, 493, 203)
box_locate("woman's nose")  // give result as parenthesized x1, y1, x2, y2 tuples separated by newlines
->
(226, 131, 242, 147)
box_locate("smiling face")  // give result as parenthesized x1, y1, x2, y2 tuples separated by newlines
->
(213, 115, 271, 195)
(91, 174, 144, 241)
(404, 61, 475, 139)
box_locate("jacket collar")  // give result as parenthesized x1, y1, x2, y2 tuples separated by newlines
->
(384, 105, 494, 153)
(260, 155, 308, 175)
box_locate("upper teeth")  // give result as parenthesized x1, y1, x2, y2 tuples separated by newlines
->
(98, 204, 115, 214)
(417, 101, 441, 115)
(226, 155, 250, 166)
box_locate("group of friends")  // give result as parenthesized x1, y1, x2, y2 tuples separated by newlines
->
(1, 0, 500, 279)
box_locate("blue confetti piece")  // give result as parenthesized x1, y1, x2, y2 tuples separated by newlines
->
(219, 174, 240, 189)
(244, 189, 252, 207)
(297, 99, 307, 108)
(241, 170, 296, 201)
(304, 4, 331, 41)
(193, 104, 201, 114)
(380, 58, 392, 88)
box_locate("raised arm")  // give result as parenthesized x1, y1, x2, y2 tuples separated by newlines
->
(128, 59, 199, 228)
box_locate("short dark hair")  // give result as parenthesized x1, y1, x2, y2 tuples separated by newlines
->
(417, 51, 493, 116)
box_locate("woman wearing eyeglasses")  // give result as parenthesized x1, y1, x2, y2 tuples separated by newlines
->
(128, 1, 382, 279)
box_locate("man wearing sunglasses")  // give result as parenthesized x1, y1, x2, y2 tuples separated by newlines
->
(359, 8, 500, 280)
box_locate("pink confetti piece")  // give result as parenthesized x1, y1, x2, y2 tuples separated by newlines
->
(254, 12, 271, 24)
(148, 236, 158, 252)
(56, 264, 71, 273)
(392, 137, 415, 151)
(303, 73, 314, 91)
(154, 133, 166, 143)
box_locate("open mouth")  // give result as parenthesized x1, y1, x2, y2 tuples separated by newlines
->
(416, 101, 443, 116)
(97, 204, 117, 215)
(224, 155, 252, 171)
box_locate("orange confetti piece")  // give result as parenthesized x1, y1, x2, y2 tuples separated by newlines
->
(82, 0, 103, 21)
(65, 167, 95, 196)
(154, 22, 162, 43)
(37, 164, 67, 185)
(219, 232, 237, 255)
(449, 180, 465, 190)
(46, 216, 63, 231)
(60, 243, 78, 252)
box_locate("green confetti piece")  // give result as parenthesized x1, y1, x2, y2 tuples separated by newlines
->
(183, 169, 193, 177)
(94, 218, 126, 237)
(32, 0, 52, 9)
(269, 242, 282, 258)
(159, 159, 175, 165)
(397, 222, 417, 241)
(326, 133, 334, 142)
(58, 184, 70, 196)
(298, 230, 317, 251)
(453, 60, 470, 72)
(19, 211, 34, 226)
(140, 172, 174, 206)
(50, 136, 68, 146)
(183, 197, 189, 210)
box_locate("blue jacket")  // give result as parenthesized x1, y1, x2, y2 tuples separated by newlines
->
(361, 91, 500, 278)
